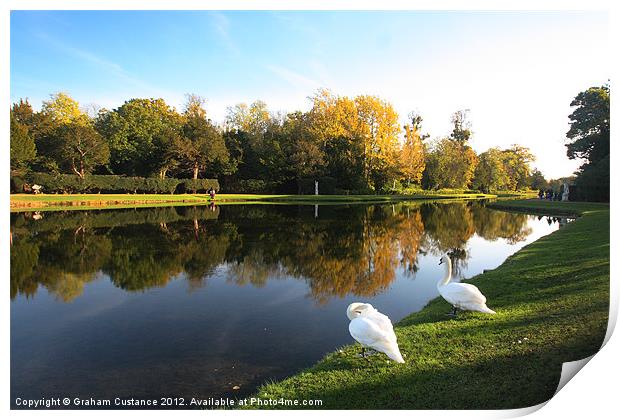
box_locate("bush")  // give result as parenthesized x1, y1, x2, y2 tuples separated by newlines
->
(178, 179, 220, 194)
(13, 173, 218, 195)
(228, 179, 269, 194)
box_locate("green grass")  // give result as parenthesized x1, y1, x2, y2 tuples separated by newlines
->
(10, 192, 510, 212)
(246, 200, 609, 409)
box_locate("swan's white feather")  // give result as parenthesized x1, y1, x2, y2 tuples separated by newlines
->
(348, 306, 405, 363)
(439, 283, 496, 314)
(437, 255, 496, 314)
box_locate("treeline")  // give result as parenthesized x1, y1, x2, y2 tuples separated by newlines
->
(11, 89, 542, 194)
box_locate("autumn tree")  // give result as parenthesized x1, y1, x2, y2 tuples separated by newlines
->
(399, 112, 426, 186)
(355, 95, 401, 189)
(307, 89, 365, 190)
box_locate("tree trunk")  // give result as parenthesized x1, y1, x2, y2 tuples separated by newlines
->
(193, 163, 199, 180)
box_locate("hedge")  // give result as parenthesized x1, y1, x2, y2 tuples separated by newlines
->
(11, 173, 219, 195)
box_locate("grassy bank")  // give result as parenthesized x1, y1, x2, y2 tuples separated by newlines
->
(247, 200, 609, 409)
(9, 192, 509, 212)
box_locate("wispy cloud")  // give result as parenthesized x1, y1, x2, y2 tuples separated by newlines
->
(34, 31, 175, 100)
(207, 11, 240, 57)
(265, 64, 323, 90)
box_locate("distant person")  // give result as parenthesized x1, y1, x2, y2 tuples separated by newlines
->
(208, 187, 216, 200)
(538, 189, 544, 199)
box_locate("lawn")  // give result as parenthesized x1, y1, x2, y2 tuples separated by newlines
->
(246, 199, 610, 409)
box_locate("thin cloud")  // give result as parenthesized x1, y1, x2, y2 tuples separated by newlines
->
(265, 64, 323, 90)
(207, 11, 240, 57)
(34, 31, 161, 95)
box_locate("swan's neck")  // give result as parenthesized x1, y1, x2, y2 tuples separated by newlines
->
(437, 260, 452, 287)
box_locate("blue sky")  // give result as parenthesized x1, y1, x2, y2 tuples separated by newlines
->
(10, 10, 608, 178)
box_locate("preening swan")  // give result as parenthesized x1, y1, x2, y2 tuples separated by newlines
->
(347, 303, 405, 363)
(437, 255, 496, 315)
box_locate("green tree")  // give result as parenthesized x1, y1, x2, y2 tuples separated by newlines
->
(500, 145, 535, 190)
(450, 109, 472, 144)
(282, 111, 326, 182)
(424, 109, 478, 190)
(566, 85, 610, 165)
(10, 113, 36, 170)
(55, 120, 110, 178)
(424, 137, 477, 189)
(173, 94, 231, 179)
(96, 98, 182, 177)
(472, 148, 510, 193)
(566, 85, 610, 201)
(529, 169, 548, 190)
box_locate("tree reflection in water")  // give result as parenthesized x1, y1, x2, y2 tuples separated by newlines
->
(11, 202, 534, 303)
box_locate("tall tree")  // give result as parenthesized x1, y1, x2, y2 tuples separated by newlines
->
(565, 85, 610, 201)
(472, 148, 510, 193)
(10, 113, 36, 171)
(450, 109, 472, 144)
(55, 120, 110, 178)
(399, 113, 426, 186)
(175, 94, 231, 179)
(308, 89, 365, 190)
(355, 95, 401, 189)
(566, 85, 610, 165)
(282, 111, 325, 182)
(41, 92, 83, 125)
(529, 169, 548, 190)
(96, 98, 182, 177)
(424, 137, 478, 189)
(500, 145, 535, 190)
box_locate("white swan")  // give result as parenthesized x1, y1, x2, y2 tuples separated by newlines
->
(346, 302, 405, 363)
(437, 255, 496, 315)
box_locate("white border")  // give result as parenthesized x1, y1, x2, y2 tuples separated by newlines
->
(2, 1, 617, 419)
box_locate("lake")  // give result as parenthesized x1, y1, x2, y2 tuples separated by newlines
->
(10, 201, 568, 407)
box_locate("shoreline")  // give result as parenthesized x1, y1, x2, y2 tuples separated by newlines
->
(244, 199, 610, 409)
(9, 192, 533, 212)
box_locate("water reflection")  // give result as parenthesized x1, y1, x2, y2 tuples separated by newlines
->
(11, 202, 536, 303)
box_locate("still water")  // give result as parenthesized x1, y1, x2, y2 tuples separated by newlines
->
(10, 201, 566, 406)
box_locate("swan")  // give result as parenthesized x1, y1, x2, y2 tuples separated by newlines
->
(437, 254, 496, 315)
(346, 302, 405, 363)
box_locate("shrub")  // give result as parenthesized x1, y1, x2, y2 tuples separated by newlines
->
(15, 173, 217, 195)
(178, 179, 220, 194)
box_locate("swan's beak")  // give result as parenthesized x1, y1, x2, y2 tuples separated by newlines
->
(439, 260, 443, 265)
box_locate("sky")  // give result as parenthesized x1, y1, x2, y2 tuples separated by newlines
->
(10, 10, 609, 179)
